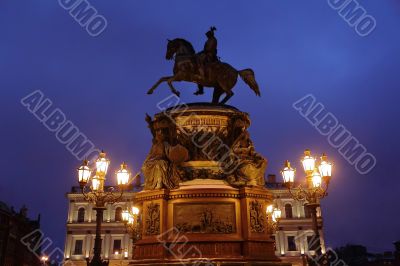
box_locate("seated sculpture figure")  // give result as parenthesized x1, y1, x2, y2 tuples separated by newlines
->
(229, 127, 267, 187)
(142, 129, 187, 190)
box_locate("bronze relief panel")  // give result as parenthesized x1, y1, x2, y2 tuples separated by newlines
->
(173, 202, 236, 234)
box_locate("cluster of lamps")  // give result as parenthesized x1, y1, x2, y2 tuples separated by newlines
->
(77, 151, 131, 197)
(122, 206, 141, 242)
(266, 204, 282, 234)
(76, 151, 135, 266)
(280, 149, 332, 194)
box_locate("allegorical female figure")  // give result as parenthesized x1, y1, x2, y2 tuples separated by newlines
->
(230, 127, 267, 187)
(142, 126, 189, 190)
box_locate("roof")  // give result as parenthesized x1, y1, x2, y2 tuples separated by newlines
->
(0, 201, 11, 212)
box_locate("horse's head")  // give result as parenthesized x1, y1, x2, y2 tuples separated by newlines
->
(166, 39, 178, 60)
(166, 38, 195, 60)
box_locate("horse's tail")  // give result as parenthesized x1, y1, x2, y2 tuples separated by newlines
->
(238, 69, 261, 96)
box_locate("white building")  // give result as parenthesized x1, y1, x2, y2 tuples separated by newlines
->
(63, 186, 136, 266)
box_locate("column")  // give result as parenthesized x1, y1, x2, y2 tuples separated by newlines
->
(67, 201, 74, 223)
(107, 204, 112, 222)
(88, 204, 93, 222)
(278, 231, 286, 256)
(85, 234, 92, 258)
(104, 233, 110, 258)
(64, 234, 72, 259)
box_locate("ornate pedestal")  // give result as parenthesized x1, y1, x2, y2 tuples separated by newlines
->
(133, 104, 290, 265)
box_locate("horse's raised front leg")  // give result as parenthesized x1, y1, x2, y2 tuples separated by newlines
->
(147, 76, 172, 95)
(166, 72, 186, 97)
(167, 79, 180, 97)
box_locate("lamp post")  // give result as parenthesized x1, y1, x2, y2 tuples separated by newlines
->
(122, 206, 141, 259)
(280, 149, 332, 264)
(77, 151, 131, 266)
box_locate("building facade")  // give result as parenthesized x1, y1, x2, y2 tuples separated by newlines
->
(0, 202, 41, 266)
(63, 186, 136, 266)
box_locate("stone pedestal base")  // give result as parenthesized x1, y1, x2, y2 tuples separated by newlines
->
(130, 181, 290, 266)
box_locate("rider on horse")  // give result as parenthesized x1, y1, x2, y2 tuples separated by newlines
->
(203, 26, 218, 64)
(195, 26, 219, 95)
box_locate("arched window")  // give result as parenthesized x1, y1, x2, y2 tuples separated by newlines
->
(77, 207, 85, 223)
(284, 203, 293, 219)
(115, 207, 122, 222)
(304, 204, 311, 218)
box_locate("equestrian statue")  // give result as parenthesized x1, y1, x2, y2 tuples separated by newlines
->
(147, 27, 261, 104)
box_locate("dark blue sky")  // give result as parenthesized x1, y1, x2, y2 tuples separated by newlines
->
(1, 0, 399, 253)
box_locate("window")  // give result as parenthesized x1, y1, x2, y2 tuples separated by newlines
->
(74, 240, 83, 255)
(287, 236, 297, 251)
(285, 203, 293, 218)
(113, 239, 122, 254)
(77, 207, 85, 223)
(304, 204, 311, 218)
(115, 207, 122, 222)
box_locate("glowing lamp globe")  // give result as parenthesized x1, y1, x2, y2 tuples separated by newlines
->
(117, 162, 130, 186)
(319, 153, 332, 178)
(302, 149, 315, 173)
(77, 160, 91, 187)
(122, 210, 130, 222)
(96, 151, 110, 175)
(281, 160, 295, 184)
(91, 176, 101, 191)
(266, 204, 274, 214)
(131, 206, 140, 215)
(272, 208, 282, 222)
(311, 168, 322, 188)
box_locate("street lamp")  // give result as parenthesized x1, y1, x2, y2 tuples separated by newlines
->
(122, 206, 141, 259)
(281, 149, 332, 263)
(40, 255, 48, 265)
(266, 204, 282, 235)
(77, 151, 130, 266)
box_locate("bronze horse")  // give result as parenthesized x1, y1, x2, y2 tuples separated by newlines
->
(147, 38, 261, 104)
